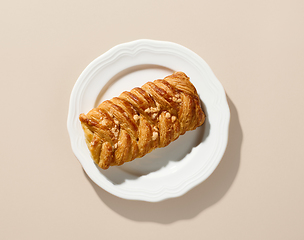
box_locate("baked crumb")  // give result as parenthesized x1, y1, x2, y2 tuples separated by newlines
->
(153, 126, 158, 131)
(114, 119, 119, 125)
(165, 112, 171, 119)
(152, 132, 158, 141)
(144, 107, 151, 113)
(133, 115, 140, 121)
(101, 119, 107, 126)
(152, 113, 157, 119)
(145, 107, 159, 113)
(171, 116, 177, 122)
(111, 127, 119, 138)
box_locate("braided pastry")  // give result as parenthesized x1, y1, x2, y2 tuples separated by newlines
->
(79, 72, 205, 169)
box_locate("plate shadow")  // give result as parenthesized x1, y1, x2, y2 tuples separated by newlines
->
(83, 94, 242, 224)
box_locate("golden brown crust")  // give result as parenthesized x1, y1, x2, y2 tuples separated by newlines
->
(79, 72, 206, 169)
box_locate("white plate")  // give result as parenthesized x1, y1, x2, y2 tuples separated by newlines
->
(67, 39, 230, 202)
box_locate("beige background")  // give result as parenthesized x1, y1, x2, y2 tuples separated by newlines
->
(1, 0, 304, 239)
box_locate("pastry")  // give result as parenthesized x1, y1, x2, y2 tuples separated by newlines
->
(79, 71, 205, 169)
